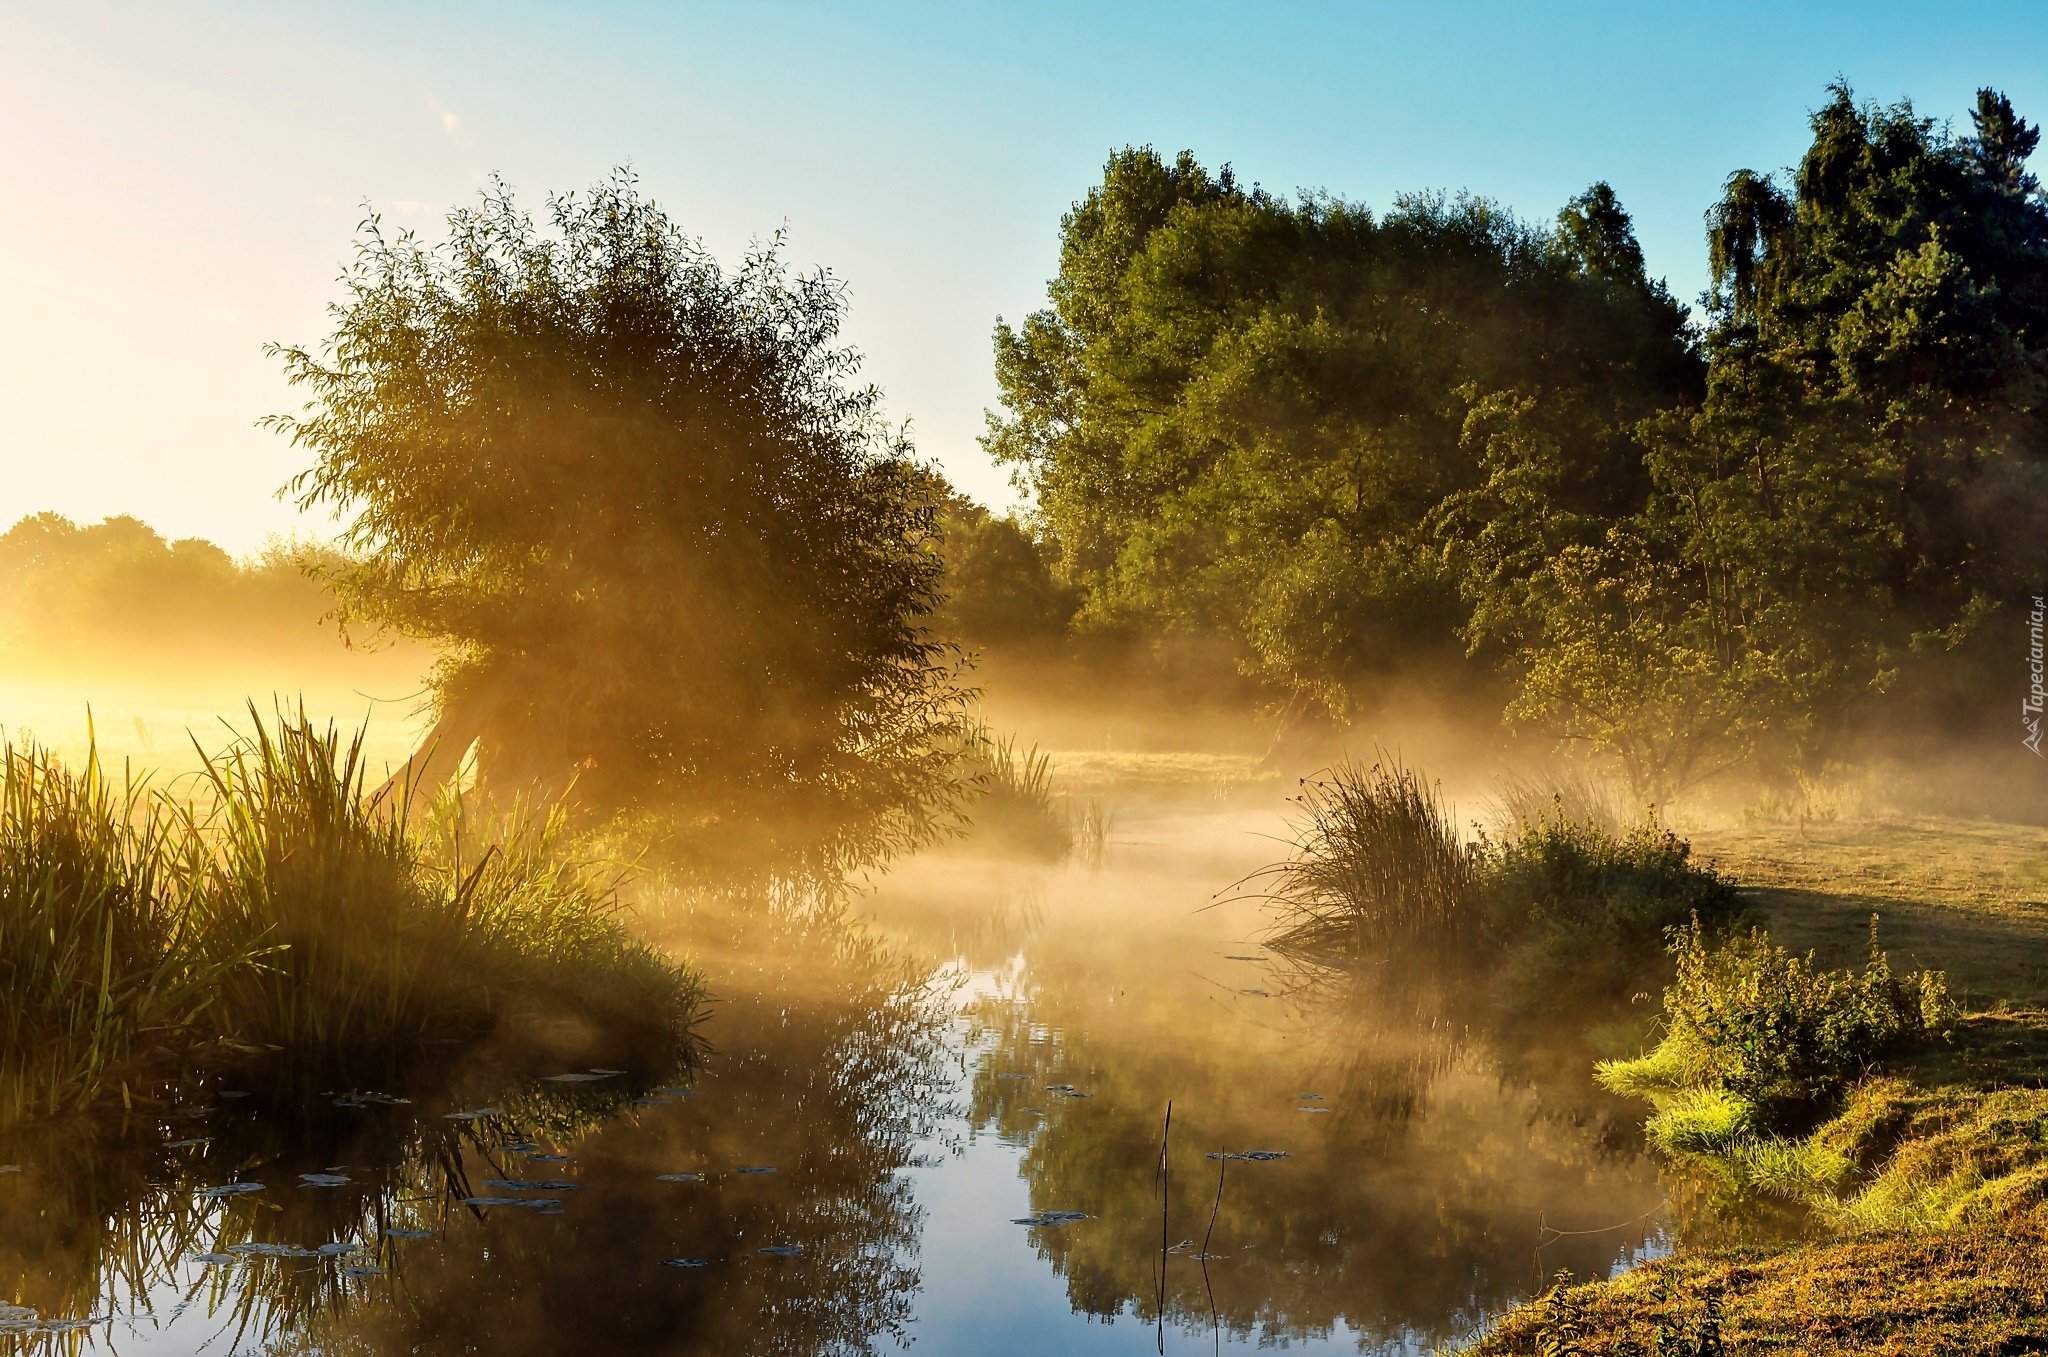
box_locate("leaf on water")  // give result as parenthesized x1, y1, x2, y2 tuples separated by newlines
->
(757, 1245, 804, 1256)
(483, 1179, 540, 1191)
(499, 1142, 541, 1153)
(530, 1179, 580, 1190)
(543, 1073, 608, 1083)
(1296, 1107, 1332, 1114)
(1298, 1093, 1323, 1099)
(442, 1108, 505, 1120)
(227, 1242, 316, 1257)
(1012, 1211, 1089, 1226)
(1240, 988, 1270, 997)
(1224, 955, 1270, 962)
(662, 1257, 711, 1268)
(299, 1174, 351, 1187)
(656, 1173, 703, 1182)
(736, 1166, 777, 1175)
(189, 1253, 238, 1266)
(523, 1153, 569, 1163)
(995, 1073, 1030, 1080)
(316, 1242, 360, 1256)
(341, 1266, 384, 1278)
(632, 1096, 673, 1107)
(657, 1087, 701, 1097)
(1206, 1150, 1289, 1162)
(165, 1139, 210, 1148)
(384, 1229, 434, 1239)
(196, 1183, 265, 1198)
(461, 1196, 528, 1207)
(588, 1068, 626, 1075)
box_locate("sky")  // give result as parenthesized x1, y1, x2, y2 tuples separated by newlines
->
(3, 1, 2046, 554)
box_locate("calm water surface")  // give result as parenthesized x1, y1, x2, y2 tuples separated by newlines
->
(0, 801, 1669, 1354)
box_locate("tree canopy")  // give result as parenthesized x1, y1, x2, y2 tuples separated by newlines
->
(989, 86, 2048, 799)
(270, 175, 970, 855)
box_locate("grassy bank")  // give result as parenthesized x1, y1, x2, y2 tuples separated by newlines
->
(1463, 814, 2048, 1355)
(0, 711, 701, 1123)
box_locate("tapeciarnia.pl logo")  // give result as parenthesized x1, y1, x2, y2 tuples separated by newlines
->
(2027, 594, 2046, 757)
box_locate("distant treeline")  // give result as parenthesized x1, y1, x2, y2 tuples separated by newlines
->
(978, 84, 2048, 797)
(0, 512, 351, 674)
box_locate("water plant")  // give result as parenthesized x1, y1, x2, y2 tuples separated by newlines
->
(0, 709, 703, 1124)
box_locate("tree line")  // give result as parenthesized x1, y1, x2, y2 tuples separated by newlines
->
(982, 84, 2048, 798)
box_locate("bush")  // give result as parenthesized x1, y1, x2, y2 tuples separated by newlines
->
(1601, 919, 1955, 1152)
(1482, 813, 1744, 1001)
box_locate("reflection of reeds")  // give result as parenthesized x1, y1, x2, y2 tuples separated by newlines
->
(0, 708, 702, 1126)
(1253, 759, 1477, 952)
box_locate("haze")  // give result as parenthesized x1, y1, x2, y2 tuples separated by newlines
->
(4, 0, 2042, 551)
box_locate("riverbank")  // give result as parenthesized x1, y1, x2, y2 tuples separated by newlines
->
(1465, 813, 2048, 1355)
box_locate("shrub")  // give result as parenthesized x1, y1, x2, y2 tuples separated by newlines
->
(1482, 813, 1744, 1001)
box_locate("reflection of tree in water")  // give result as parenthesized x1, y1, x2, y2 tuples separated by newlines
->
(964, 950, 1666, 1350)
(0, 889, 956, 1357)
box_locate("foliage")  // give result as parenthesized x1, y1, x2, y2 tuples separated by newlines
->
(931, 490, 1075, 648)
(1256, 760, 1737, 1001)
(1490, 85, 2048, 796)
(1602, 919, 1952, 1133)
(986, 149, 1696, 713)
(1481, 812, 1745, 1003)
(957, 730, 1073, 861)
(0, 514, 350, 676)
(0, 739, 248, 1120)
(0, 711, 701, 1123)
(268, 173, 973, 853)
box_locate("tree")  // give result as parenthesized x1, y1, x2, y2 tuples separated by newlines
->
(986, 149, 1697, 719)
(269, 175, 972, 861)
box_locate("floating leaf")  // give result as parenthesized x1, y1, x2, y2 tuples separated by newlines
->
(196, 1183, 265, 1199)
(498, 1143, 541, 1154)
(588, 1068, 626, 1075)
(543, 1073, 608, 1083)
(736, 1166, 777, 1175)
(1224, 955, 1269, 962)
(189, 1253, 237, 1266)
(656, 1173, 703, 1183)
(299, 1173, 350, 1187)
(227, 1242, 316, 1257)
(1012, 1211, 1088, 1226)
(442, 1108, 504, 1121)
(1296, 1107, 1331, 1114)
(1240, 989, 1270, 997)
(341, 1266, 384, 1278)
(1206, 1150, 1290, 1162)
(316, 1241, 360, 1256)
(757, 1244, 804, 1256)
(661, 1257, 710, 1268)
(384, 1229, 434, 1239)
(460, 1196, 527, 1207)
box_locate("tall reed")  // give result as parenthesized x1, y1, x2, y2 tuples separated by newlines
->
(0, 739, 250, 1120)
(1256, 759, 1478, 952)
(0, 709, 702, 1123)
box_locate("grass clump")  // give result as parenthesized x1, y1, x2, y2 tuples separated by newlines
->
(0, 710, 702, 1123)
(1257, 759, 1739, 1002)
(1260, 760, 1477, 951)
(954, 729, 1075, 862)
(0, 740, 249, 1120)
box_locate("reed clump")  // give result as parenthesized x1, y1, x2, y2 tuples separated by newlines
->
(956, 729, 1075, 862)
(0, 711, 701, 1123)
(1256, 759, 1739, 996)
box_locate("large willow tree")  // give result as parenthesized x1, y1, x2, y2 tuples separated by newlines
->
(269, 176, 970, 858)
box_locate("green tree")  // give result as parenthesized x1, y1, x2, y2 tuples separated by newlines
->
(1501, 85, 2048, 796)
(987, 149, 1696, 718)
(269, 175, 971, 861)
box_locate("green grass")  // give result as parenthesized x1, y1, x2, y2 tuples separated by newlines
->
(1465, 814, 2048, 1354)
(0, 708, 702, 1124)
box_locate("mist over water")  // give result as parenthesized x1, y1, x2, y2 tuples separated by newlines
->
(0, 771, 1673, 1355)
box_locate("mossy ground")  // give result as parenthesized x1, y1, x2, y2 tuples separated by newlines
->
(1465, 815, 2048, 1355)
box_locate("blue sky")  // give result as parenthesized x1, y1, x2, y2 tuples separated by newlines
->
(4, 1, 2044, 551)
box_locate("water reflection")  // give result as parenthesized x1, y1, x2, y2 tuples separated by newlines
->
(869, 806, 1668, 1352)
(3, 802, 1678, 1355)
